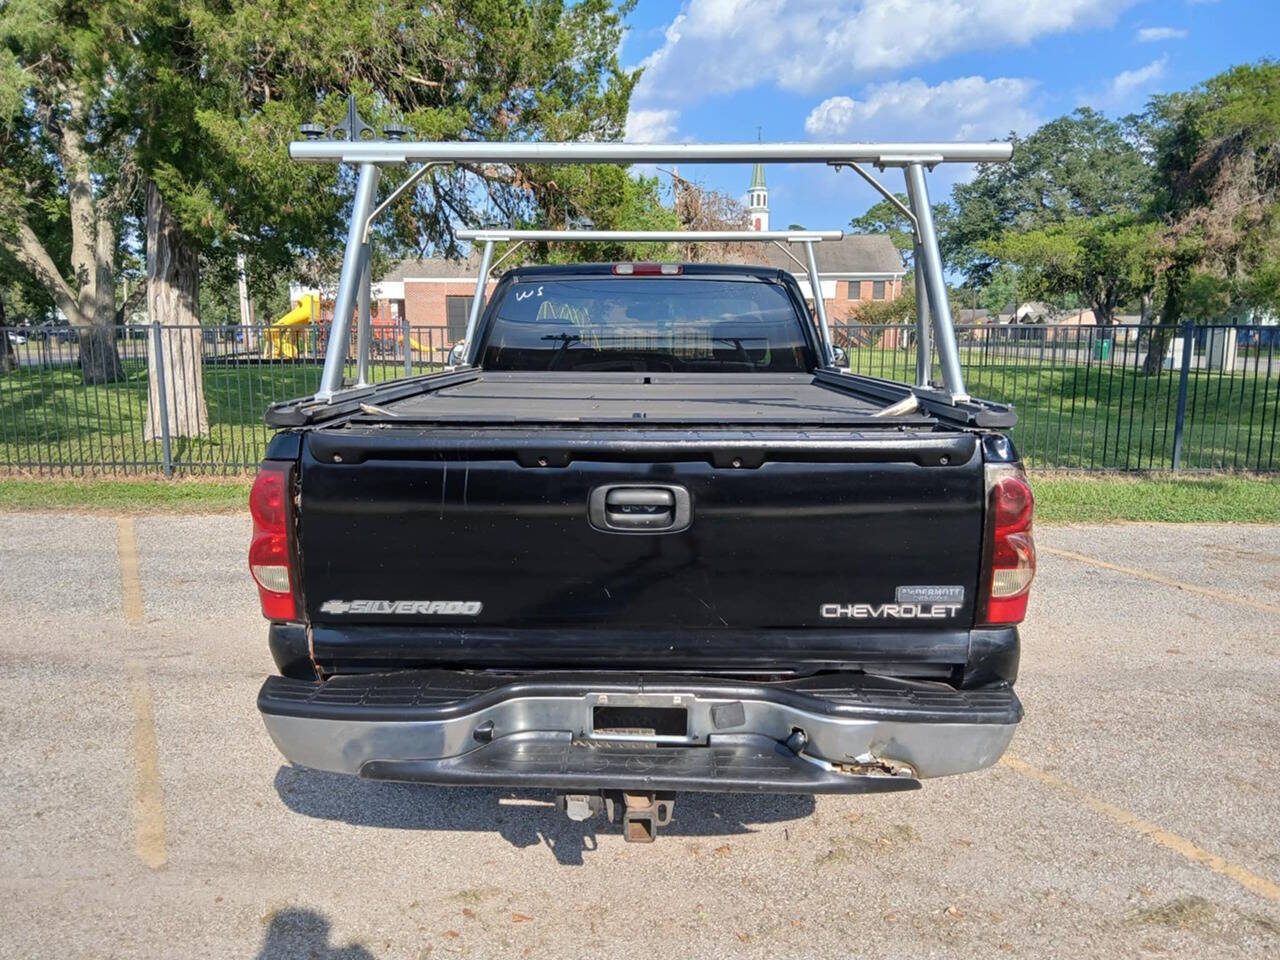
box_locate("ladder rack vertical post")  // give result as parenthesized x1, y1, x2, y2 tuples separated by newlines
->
(356, 252, 372, 387)
(912, 237, 932, 387)
(462, 239, 495, 365)
(317, 162, 381, 400)
(905, 162, 966, 400)
(802, 240, 835, 366)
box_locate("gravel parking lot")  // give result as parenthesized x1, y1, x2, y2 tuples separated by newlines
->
(0, 512, 1277, 959)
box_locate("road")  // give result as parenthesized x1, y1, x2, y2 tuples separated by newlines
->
(0, 512, 1277, 959)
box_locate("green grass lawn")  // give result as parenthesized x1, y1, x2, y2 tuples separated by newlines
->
(850, 344, 1280, 472)
(2, 472, 1276, 524)
(1, 343, 1276, 474)
(1030, 473, 1280, 524)
(0, 356, 440, 472)
(0, 476, 253, 512)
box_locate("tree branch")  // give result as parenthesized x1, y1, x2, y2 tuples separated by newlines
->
(2, 222, 84, 325)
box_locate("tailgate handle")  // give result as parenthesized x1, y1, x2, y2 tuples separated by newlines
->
(589, 485, 691, 534)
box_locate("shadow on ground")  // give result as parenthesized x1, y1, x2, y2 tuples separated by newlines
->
(274, 765, 815, 865)
(254, 908, 378, 960)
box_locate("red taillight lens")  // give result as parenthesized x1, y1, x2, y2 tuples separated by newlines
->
(249, 462, 297, 621)
(979, 466, 1036, 626)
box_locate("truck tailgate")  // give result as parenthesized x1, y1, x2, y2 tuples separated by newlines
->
(295, 426, 986, 649)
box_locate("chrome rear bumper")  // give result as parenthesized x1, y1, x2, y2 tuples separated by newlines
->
(259, 671, 1020, 793)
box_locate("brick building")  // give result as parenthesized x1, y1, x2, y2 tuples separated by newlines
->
(744, 236, 904, 321)
(378, 257, 498, 343)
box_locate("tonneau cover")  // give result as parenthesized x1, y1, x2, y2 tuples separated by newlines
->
(367, 372, 918, 426)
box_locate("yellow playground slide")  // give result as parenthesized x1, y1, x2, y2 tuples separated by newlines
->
(265, 294, 318, 359)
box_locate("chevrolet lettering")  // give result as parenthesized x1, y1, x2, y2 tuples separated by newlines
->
(820, 602, 964, 620)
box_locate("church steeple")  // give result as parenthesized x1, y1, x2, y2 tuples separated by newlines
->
(747, 161, 769, 231)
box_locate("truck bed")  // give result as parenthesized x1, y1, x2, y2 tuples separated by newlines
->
(365, 372, 909, 426)
(267, 370, 1016, 431)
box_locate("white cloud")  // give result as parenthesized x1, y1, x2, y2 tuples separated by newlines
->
(624, 108, 680, 143)
(805, 76, 1041, 141)
(1136, 26, 1187, 42)
(633, 0, 1141, 107)
(1094, 56, 1168, 107)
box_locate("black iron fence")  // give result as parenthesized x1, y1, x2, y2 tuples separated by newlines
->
(832, 321, 1279, 472)
(1, 320, 1277, 475)
(0, 321, 453, 475)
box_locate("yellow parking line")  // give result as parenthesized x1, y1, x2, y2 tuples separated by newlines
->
(116, 518, 167, 869)
(1040, 546, 1280, 616)
(1002, 755, 1280, 904)
(115, 517, 144, 625)
(126, 660, 168, 870)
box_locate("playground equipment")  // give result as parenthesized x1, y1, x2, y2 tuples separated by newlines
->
(266, 294, 319, 359)
(267, 292, 431, 362)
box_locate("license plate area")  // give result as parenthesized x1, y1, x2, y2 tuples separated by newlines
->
(593, 705, 688, 738)
(586, 696, 706, 747)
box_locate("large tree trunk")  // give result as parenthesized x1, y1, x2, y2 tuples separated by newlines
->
(80, 206, 124, 383)
(0, 298, 15, 374)
(144, 181, 208, 441)
(65, 94, 125, 385)
(1139, 290, 1153, 326)
(79, 324, 125, 383)
(1091, 298, 1115, 339)
(1142, 275, 1182, 375)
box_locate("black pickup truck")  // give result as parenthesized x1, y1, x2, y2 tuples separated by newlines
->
(252, 261, 1034, 840)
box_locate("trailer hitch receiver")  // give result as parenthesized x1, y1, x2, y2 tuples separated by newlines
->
(620, 792, 675, 843)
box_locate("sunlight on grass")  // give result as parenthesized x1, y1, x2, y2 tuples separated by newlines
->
(1030, 473, 1280, 524)
(0, 358, 441, 472)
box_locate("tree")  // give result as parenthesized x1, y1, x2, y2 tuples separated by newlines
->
(120, 0, 638, 273)
(977, 265, 1022, 318)
(1142, 61, 1280, 371)
(100, 0, 638, 432)
(987, 213, 1162, 331)
(144, 181, 207, 440)
(0, 0, 133, 383)
(948, 108, 1153, 287)
(664, 169, 753, 261)
(0, 293, 14, 373)
(847, 193, 951, 267)
(525, 167, 679, 263)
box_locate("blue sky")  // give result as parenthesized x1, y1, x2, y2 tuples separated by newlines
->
(618, 0, 1280, 230)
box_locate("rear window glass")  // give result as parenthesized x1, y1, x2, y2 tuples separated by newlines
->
(477, 277, 815, 372)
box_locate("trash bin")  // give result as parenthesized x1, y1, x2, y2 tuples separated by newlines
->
(1092, 339, 1111, 361)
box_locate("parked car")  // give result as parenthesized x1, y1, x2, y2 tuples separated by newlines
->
(7, 330, 27, 345)
(251, 261, 1035, 840)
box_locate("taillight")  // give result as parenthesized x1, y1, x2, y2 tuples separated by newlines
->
(978, 464, 1036, 626)
(249, 461, 297, 621)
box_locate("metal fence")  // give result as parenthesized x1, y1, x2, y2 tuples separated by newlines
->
(1, 319, 1277, 475)
(0, 321, 453, 475)
(833, 321, 1280, 472)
